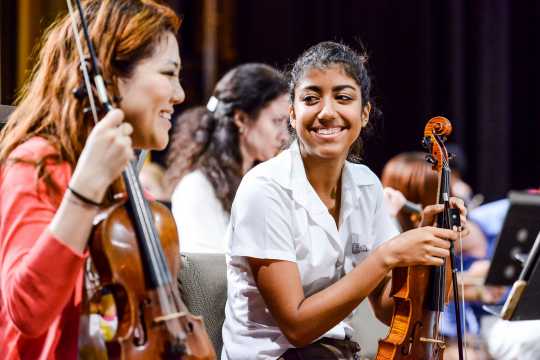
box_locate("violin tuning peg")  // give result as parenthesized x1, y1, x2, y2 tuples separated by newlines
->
(421, 137, 431, 149)
(425, 154, 437, 165)
(83, 107, 92, 115)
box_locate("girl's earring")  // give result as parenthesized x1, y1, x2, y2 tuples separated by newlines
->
(239, 127, 244, 134)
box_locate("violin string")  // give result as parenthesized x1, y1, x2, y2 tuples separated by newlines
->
(128, 164, 169, 287)
(126, 165, 163, 283)
(126, 164, 172, 286)
(129, 165, 184, 317)
(130, 164, 176, 294)
(435, 137, 453, 350)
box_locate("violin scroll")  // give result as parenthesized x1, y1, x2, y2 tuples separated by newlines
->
(422, 116, 453, 172)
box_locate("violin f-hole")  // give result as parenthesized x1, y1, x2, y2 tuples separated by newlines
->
(401, 321, 422, 356)
(133, 301, 148, 347)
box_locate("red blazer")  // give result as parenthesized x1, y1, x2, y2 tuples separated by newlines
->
(0, 137, 87, 359)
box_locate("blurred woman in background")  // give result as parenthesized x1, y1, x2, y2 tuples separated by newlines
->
(165, 63, 289, 253)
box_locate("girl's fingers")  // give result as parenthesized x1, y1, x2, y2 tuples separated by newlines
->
(425, 255, 445, 266)
(427, 226, 459, 241)
(96, 109, 125, 129)
(429, 237, 451, 249)
(426, 245, 450, 258)
(423, 204, 444, 216)
(450, 197, 467, 215)
(118, 122, 133, 136)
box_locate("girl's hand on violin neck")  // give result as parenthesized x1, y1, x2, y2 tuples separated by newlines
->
(379, 226, 458, 268)
(420, 197, 469, 236)
(69, 109, 135, 203)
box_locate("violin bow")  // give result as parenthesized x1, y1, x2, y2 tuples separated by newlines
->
(67, 0, 149, 173)
(66, 0, 112, 115)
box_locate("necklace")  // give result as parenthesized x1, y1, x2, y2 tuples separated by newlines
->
(330, 187, 337, 199)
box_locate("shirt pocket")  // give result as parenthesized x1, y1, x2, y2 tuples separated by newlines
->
(345, 230, 375, 272)
(293, 211, 342, 293)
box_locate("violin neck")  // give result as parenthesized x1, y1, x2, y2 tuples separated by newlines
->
(426, 165, 453, 312)
(122, 162, 172, 288)
(436, 167, 452, 228)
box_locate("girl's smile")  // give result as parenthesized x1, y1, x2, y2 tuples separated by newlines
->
(290, 64, 370, 162)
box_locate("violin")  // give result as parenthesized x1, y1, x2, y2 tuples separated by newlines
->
(376, 116, 464, 360)
(66, 1, 216, 358)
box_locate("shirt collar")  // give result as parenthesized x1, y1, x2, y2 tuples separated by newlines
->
(270, 140, 378, 243)
(272, 140, 376, 211)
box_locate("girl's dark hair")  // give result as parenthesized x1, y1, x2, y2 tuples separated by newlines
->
(288, 41, 377, 162)
(165, 63, 287, 212)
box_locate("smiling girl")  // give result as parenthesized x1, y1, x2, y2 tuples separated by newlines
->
(0, 1, 184, 358)
(221, 41, 467, 359)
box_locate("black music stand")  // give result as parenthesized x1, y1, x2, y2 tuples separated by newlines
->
(484, 191, 540, 286)
(484, 230, 540, 321)
(0, 104, 15, 129)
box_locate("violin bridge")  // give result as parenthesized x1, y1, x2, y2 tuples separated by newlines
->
(419, 337, 446, 347)
(153, 311, 187, 324)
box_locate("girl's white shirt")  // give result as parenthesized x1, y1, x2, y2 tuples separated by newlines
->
(171, 170, 230, 253)
(221, 141, 399, 360)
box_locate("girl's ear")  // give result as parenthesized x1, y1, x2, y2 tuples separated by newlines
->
(233, 109, 249, 134)
(288, 104, 296, 128)
(361, 102, 371, 127)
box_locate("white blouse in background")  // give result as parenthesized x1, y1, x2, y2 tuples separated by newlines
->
(171, 170, 229, 253)
(486, 319, 540, 360)
(221, 142, 399, 360)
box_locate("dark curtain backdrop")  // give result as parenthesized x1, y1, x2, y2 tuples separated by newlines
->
(2, 1, 538, 201)
(230, 0, 540, 201)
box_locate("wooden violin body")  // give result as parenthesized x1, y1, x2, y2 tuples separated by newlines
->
(377, 116, 462, 360)
(87, 198, 216, 359)
(376, 263, 451, 359)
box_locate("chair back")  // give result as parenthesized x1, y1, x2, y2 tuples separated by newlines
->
(178, 252, 227, 354)
(0, 105, 14, 129)
(176, 252, 388, 357)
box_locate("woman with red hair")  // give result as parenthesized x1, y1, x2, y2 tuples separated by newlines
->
(0, 1, 184, 358)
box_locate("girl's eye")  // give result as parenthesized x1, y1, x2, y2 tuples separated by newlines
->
(336, 94, 353, 101)
(162, 71, 178, 77)
(272, 117, 287, 125)
(302, 95, 318, 104)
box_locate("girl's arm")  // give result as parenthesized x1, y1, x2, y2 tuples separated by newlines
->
(248, 226, 457, 347)
(0, 110, 133, 337)
(0, 157, 95, 337)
